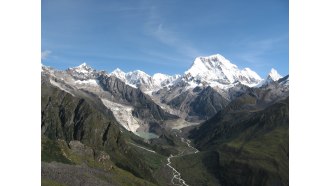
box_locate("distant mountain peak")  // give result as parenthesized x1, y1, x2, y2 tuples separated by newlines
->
(70, 62, 94, 74)
(110, 68, 127, 82)
(66, 62, 96, 80)
(126, 70, 151, 81)
(152, 73, 181, 87)
(153, 73, 170, 80)
(268, 68, 282, 81)
(79, 62, 88, 67)
(188, 54, 238, 73)
(256, 68, 286, 87)
(199, 54, 238, 68)
(184, 54, 262, 87)
(129, 70, 150, 76)
(112, 68, 125, 73)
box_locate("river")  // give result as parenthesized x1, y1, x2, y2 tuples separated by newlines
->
(166, 137, 199, 186)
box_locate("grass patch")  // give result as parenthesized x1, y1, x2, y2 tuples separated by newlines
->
(41, 178, 66, 186)
(226, 126, 288, 173)
(129, 145, 166, 170)
(171, 151, 221, 186)
(111, 167, 157, 186)
(41, 138, 72, 164)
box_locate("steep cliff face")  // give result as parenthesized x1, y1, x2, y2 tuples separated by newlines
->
(42, 76, 121, 149)
(97, 74, 177, 122)
(41, 78, 166, 185)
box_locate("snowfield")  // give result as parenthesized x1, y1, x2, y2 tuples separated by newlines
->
(101, 98, 142, 132)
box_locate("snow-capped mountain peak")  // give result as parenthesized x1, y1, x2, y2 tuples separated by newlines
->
(124, 70, 154, 91)
(112, 68, 125, 74)
(153, 73, 170, 82)
(207, 54, 238, 69)
(70, 63, 94, 74)
(110, 68, 126, 82)
(152, 73, 181, 87)
(60, 54, 269, 94)
(79, 62, 88, 67)
(67, 63, 96, 80)
(184, 54, 262, 87)
(153, 73, 169, 86)
(267, 68, 282, 81)
(256, 68, 284, 87)
(126, 70, 151, 81)
(108, 69, 180, 92)
(240, 68, 262, 84)
(241, 68, 261, 79)
(185, 54, 239, 82)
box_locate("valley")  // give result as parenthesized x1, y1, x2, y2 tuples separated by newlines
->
(41, 54, 288, 186)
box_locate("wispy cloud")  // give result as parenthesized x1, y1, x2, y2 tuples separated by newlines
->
(41, 50, 52, 60)
(144, 7, 202, 60)
(154, 24, 201, 57)
(142, 49, 189, 65)
(234, 35, 288, 67)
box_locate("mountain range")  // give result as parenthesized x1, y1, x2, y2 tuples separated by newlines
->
(41, 54, 289, 186)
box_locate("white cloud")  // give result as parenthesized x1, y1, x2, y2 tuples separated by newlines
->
(153, 24, 200, 57)
(145, 7, 202, 59)
(234, 35, 288, 67)
(41, 50, 51, 60)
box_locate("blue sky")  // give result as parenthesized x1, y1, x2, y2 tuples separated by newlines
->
(42, 0, 288, 78)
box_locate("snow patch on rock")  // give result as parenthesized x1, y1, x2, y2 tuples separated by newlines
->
(49, 79, 75, 96)
(101, 99, 142, 132)
(75, 79, 99, 86)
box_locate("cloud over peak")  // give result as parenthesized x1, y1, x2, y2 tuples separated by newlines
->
(41, 50, 51, 60)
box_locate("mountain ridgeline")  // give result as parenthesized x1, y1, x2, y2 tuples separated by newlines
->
(41, 54, 289, 186)
(96, 74, 176, 122)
